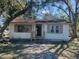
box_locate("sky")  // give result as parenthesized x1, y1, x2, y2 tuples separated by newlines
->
(0, 15, 5, 27)
(36, 0, 76, 19)
(36, 6, 59, 19)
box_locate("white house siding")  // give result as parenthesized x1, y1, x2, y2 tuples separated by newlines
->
(9, 23, 71, 41)
(44, 23, 71, 41)
(12, 33, 31, 39)
(9, 23, 32, 39)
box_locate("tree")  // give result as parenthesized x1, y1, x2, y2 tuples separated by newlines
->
(44, 0, 79, 38)
(0, 0, 36, 38)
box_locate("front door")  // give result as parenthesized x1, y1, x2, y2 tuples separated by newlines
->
(36, 24, 42, 37)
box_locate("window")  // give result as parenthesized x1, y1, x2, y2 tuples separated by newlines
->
(51, 26, 54, 33)
(48, 24, 63, 33)
(14, 24, 32, 32)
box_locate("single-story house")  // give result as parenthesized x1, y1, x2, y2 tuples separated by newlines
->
(8, 15, 71, 41)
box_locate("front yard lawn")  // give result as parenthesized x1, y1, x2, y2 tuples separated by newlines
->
(0, 38, 79, 59)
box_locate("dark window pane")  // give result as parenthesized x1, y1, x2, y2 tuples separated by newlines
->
(56, 26, 59, 33)
(51, 26, 54, 33)
(14, 24, 31, 32)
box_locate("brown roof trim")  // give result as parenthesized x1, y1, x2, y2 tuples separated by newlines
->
(11, 17, 70, 23)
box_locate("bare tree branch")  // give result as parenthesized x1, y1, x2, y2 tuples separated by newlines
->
(61, 0, 74, 15)
(75, 0, 78, 14)
(52, 4, 70, 17)
(77, 7, 79, 9)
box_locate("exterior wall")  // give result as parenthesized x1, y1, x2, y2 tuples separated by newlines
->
(11, 33, 31, 39)
(9, 23, 32, 39)
(9, 23, 71, 41)
(44, 23, 71, 41)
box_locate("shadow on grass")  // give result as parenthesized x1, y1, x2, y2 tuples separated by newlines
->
(0, 38, 75, 59)
(12, 43, 59, 59)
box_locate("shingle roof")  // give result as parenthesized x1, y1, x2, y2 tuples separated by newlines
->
(11, 17, 69, 23)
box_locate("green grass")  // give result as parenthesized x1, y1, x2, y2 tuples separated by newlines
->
(0, 38, 79, 59)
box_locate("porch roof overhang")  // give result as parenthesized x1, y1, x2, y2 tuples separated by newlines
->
(11, 17, 71, 24)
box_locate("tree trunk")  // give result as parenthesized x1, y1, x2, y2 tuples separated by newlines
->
(0, 4, 32, 39)
(72, 24, 77, 38)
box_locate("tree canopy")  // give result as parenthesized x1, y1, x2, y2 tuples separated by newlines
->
(0, 0, 79, 38)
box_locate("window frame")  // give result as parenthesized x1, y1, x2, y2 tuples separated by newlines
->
(14, 24, 32, 33)
(47, 24, 63, 34)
